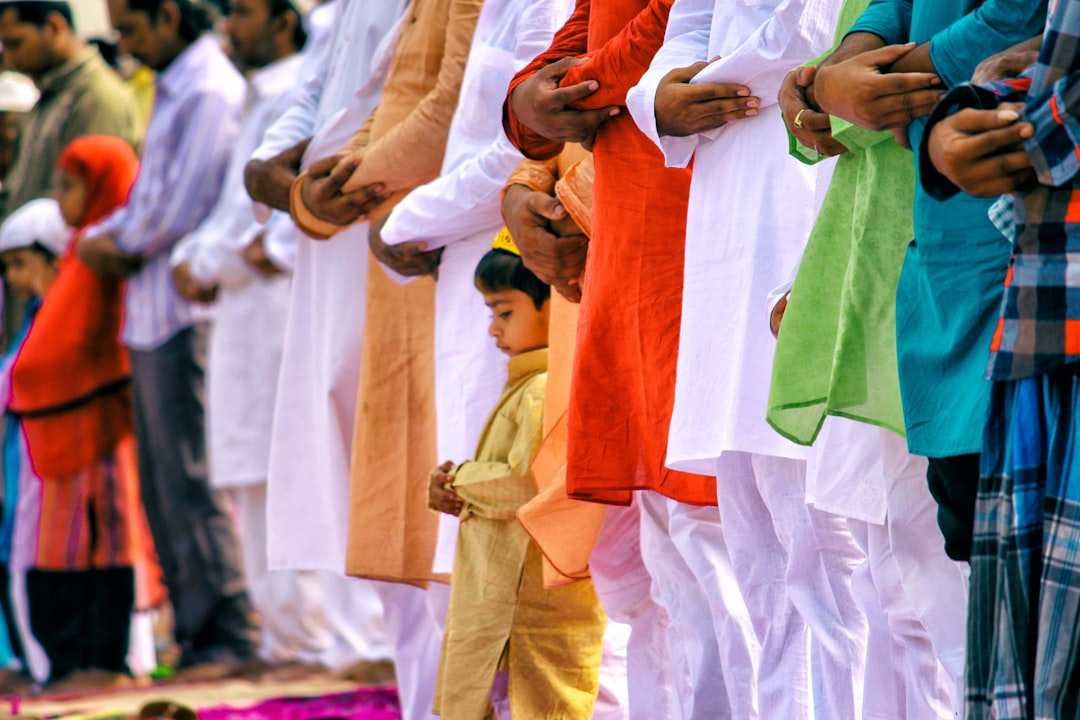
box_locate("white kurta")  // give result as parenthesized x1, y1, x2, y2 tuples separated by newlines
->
(379, 0, 573, 573)
(171, 54, 304, 489)
(251, 0, 409, 573)
(626, 0, 839, 473)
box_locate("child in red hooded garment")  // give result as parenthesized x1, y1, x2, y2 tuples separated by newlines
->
(9, 135, 155, 690)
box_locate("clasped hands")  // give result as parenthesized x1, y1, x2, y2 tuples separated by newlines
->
(300, 153, 390, 228)
(926, 102, 1035, 197)
(429, 461, 463, 516)
(781, 42, 946, 154)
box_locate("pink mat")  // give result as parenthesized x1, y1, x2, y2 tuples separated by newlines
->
(198, 688, 401, 720)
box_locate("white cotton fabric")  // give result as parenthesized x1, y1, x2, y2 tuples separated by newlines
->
(254, 0, 408, 574)
(170, 53, 305, 490)
(625, 0, 839, 473)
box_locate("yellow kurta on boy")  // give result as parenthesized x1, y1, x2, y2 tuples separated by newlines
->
(436, 348, 606, 719)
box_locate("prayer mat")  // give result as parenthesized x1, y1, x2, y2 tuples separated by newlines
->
(198, 689, 401, 720)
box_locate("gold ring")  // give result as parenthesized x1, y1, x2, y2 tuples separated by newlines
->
(794, 108, 806, 129)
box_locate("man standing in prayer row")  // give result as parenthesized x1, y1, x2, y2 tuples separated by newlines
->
(244, 0, 403, 691)
(504, 1, 760, 716)
(627, 0, 879, 716)
(287, 1, 485, 716)
(169, 0, 379, 671)
(83, 0, 256, 675)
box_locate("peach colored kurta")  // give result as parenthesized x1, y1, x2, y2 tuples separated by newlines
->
(291, 0, 483, 585)
(506, 152, 610, 587)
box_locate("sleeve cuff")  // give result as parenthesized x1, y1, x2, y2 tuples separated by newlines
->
(289, 171, 342, 240)
(626, 69, 698, 168)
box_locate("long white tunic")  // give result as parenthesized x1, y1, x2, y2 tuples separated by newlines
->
(626, 0, 839, 474)
(251, 0, 409, 573)
(380, 0, 573, 574)
(171, 54, 305, 489)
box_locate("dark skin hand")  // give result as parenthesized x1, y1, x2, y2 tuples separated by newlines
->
(299, 154, 389, 228)
(810, 40, 945, 132)
(78, 235, 143, 279)
(171, 261, 219, 304)
(510, 56, 621, 146)
(244, 137, 311, 212)
(429, 461, 464, 516)
(971, 35, 1042, 84)
(242, 232, 283, 277)
(501, 183, 587, 303)
(926, 102, 1037, 197)
(368, 215, 444, 278)
(654, 60, 759, 137)
(778, 65, 848, 157)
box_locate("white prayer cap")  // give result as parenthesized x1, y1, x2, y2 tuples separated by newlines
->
(0, 71, 38, 113)
(70, 0, 111, 40)
(0, 199, 71, 257)
(286, 0, 318, 17)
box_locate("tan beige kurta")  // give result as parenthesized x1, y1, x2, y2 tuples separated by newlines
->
(290, 0, 483, 585)
(437, 348, 605, 720)
(504, 152, 609, 587)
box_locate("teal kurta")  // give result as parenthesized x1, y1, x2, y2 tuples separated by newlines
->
(768, 0, 913, 444)
(846, 0, 1045, 457)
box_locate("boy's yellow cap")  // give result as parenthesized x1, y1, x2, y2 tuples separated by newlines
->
(492, 227, 520, 256)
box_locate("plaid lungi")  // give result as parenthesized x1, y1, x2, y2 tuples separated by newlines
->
(969, 365, 1080, 719)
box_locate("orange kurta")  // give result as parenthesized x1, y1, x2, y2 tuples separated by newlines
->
(505, 0, 715, 506)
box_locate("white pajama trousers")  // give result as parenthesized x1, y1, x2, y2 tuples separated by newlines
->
(637, 492, 760, 719)
(589, 502, 676, 719)
(230, 484, 390, 668)
(713, 452, 866, 720)
(849, 431, 967, 719)
(370, 580, 446, 720)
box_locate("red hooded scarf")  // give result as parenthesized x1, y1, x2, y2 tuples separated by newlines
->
(10, 135, 139, 477)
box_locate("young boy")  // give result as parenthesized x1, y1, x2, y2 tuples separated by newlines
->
(428, 236, 606, 720)
(0, 198, 70, 686)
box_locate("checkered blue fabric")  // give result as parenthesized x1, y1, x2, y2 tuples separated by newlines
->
(969, 366, 1080, 719)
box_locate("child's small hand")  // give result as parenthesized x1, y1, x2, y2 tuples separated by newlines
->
(428, 460, 463, 516)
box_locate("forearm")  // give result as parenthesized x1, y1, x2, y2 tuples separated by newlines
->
(560, 0, 673, 109)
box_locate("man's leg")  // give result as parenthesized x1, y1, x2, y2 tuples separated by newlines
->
(666, 498, 760, 720)
(880, 432, 967, 716)
(370, 580, 443, 720)
(748, 453, 866, 720)
(637, 491, 732, 719)
(714, 452, 810, 720)
(925, 454, 980, 562)
(589, 503, 677, 720)
(129, 324, 254, 665)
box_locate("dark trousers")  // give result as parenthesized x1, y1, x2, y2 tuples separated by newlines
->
(926, 453, 981, 562)
(27, 567, 134, 679)
(129, 324, 254, 664)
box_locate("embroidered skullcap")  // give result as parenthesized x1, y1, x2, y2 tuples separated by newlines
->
(492, 227, 521, 256)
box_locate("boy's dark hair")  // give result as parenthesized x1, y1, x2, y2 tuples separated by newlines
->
(1, 1, 75, 29)
(474, 248, 550, 311)
(270, 0, 308, 51)
(126, 0, 215, 42)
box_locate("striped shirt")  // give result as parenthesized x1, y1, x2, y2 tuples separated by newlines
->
(921, 0, 1080, 381)
(87, 35, 245, 350)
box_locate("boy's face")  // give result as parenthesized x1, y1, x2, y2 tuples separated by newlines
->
(483, 289, 549, 357)
(1, 247, 57, 299)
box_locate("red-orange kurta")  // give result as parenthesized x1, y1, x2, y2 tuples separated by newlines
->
(505, 0, 715, 506)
